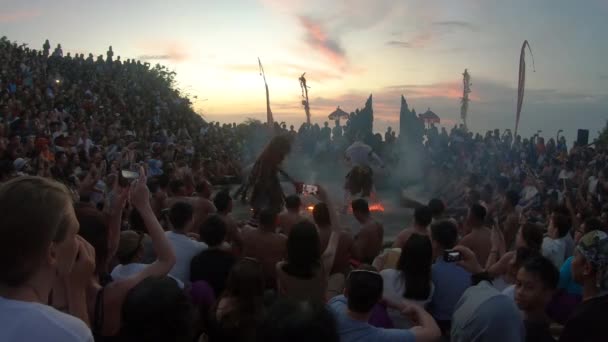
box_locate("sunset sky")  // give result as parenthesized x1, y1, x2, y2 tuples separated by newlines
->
(2, 0, 607, 141)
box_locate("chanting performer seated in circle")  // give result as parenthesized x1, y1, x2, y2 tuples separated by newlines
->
(344, 137, 384, 208)
(237, 134, 300, 218)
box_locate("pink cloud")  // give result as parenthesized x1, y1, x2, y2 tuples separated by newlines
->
(298, 15, 348, 69)
(0, 9, 41, 23)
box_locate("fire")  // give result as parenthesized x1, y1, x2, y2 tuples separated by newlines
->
(305, 203, 385, 212)
(369, 203, 385, 212)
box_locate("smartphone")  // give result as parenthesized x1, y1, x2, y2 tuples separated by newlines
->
(443, 250, 462, 262)
(119, 170, 139, 187)
(302, 184, 318, 195)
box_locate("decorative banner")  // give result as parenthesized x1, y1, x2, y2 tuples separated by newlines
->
(258, 58, 274, 126)
(460, 69, 471, 130)
(514, 41, 535, 139)
(299, 73, 311, 125)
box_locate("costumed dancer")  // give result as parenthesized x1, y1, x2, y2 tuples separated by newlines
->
(236, 134, 299, 218)
(344, 137, 384, 210)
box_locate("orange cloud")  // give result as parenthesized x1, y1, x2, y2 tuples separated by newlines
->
(0, 9, 41, 23)
(223, 62, 344, 81)
(298, 16, 348, 69)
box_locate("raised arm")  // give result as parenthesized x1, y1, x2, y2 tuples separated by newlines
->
(106, 182, 129, 266)
(124, 169, 176, 285)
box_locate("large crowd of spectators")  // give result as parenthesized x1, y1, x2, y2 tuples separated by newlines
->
(1, 37, 608, 342)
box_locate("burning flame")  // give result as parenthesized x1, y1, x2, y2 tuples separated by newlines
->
(369, 203, 385, 212)
(305, 203, 385, 213)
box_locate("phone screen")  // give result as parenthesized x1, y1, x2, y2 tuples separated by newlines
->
(443, 250, 462, 262)
(119, 170, 139, 187)
(302, 184, 318, 195)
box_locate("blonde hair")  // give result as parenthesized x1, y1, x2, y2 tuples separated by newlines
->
(0, 176, 72, 286)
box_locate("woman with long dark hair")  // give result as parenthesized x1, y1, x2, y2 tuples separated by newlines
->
(380, 233, 434, 328)
(276, 186, 341, 302)
(208, 258, 266, 342)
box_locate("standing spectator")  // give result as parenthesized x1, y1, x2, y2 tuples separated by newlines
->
(257, 299, 339, 342)
(166, 201, 207, 283)
(542, 212, 573, 269)
(428, 220, 471, 335)
(559, 231, 608, 342)
(459, 204, 492, 266)
(208, 258, 266, 342)
(190, 215, 236, 296)
(351, 199, 384, 264)
(241, 208, 287, 289)
(278, 194, 303, 236)
(120, 276, 196, 342)
(558, 217, 603, 297)
(0, 177, 93, 342)
(450, 245, 525, 342)
(213, 190, 242, 251)
(514, 255, 559, 342)
(380, 234, 434, 328)
(392, 205, 432, 249)
(328, 269, 440, 342)
(314, 202, 354, 275)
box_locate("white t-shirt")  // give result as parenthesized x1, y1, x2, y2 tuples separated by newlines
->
(0, 297, 93, 342)
(165, 231, 207, 283)
(111, 263, 184, 288)
(542, 236, 567, 269)
(380, 269, 434, 329)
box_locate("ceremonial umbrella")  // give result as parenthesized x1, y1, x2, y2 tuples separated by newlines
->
(328, 106, 349, 120)
(419, 108, 440, 125)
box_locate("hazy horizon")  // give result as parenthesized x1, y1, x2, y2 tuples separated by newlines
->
(2, 0, 607, 142)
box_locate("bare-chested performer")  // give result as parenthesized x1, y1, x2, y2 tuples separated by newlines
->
(344, 138, 384, 210)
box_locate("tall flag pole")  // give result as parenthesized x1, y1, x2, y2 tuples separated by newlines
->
(514, 41, 535, 140)
(460, 69, 472, 131)
(299, 73, 311, 125)
(258, 58, 274, 126)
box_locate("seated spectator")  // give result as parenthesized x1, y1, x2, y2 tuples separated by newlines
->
(450, 245, 525, 342)
(213, 190, 242, 251)
(351, 199, 384, 264)
(392, 205, 432, 249)
(514, 255, 559, 342)
(428, 220, 471, 335)
(559, 231, 608, 342)
(190, 215, 236, 296)
(459, 203, 492, 266)
(380, 234, 434, 328)
(558, 217, 603, 297)
(241, 208, 287, 288)
(0, 177, 93, 342)
(542, 212, 572, 268)
(314, 202, 354, 275)
(166, 201, 207, 283)
(208, 258, 266, 342)
(120, 276, 196, 342)
(278, 194, 303, 236)
(257, 298, 339, 342)
(328, 269, 440, 342)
